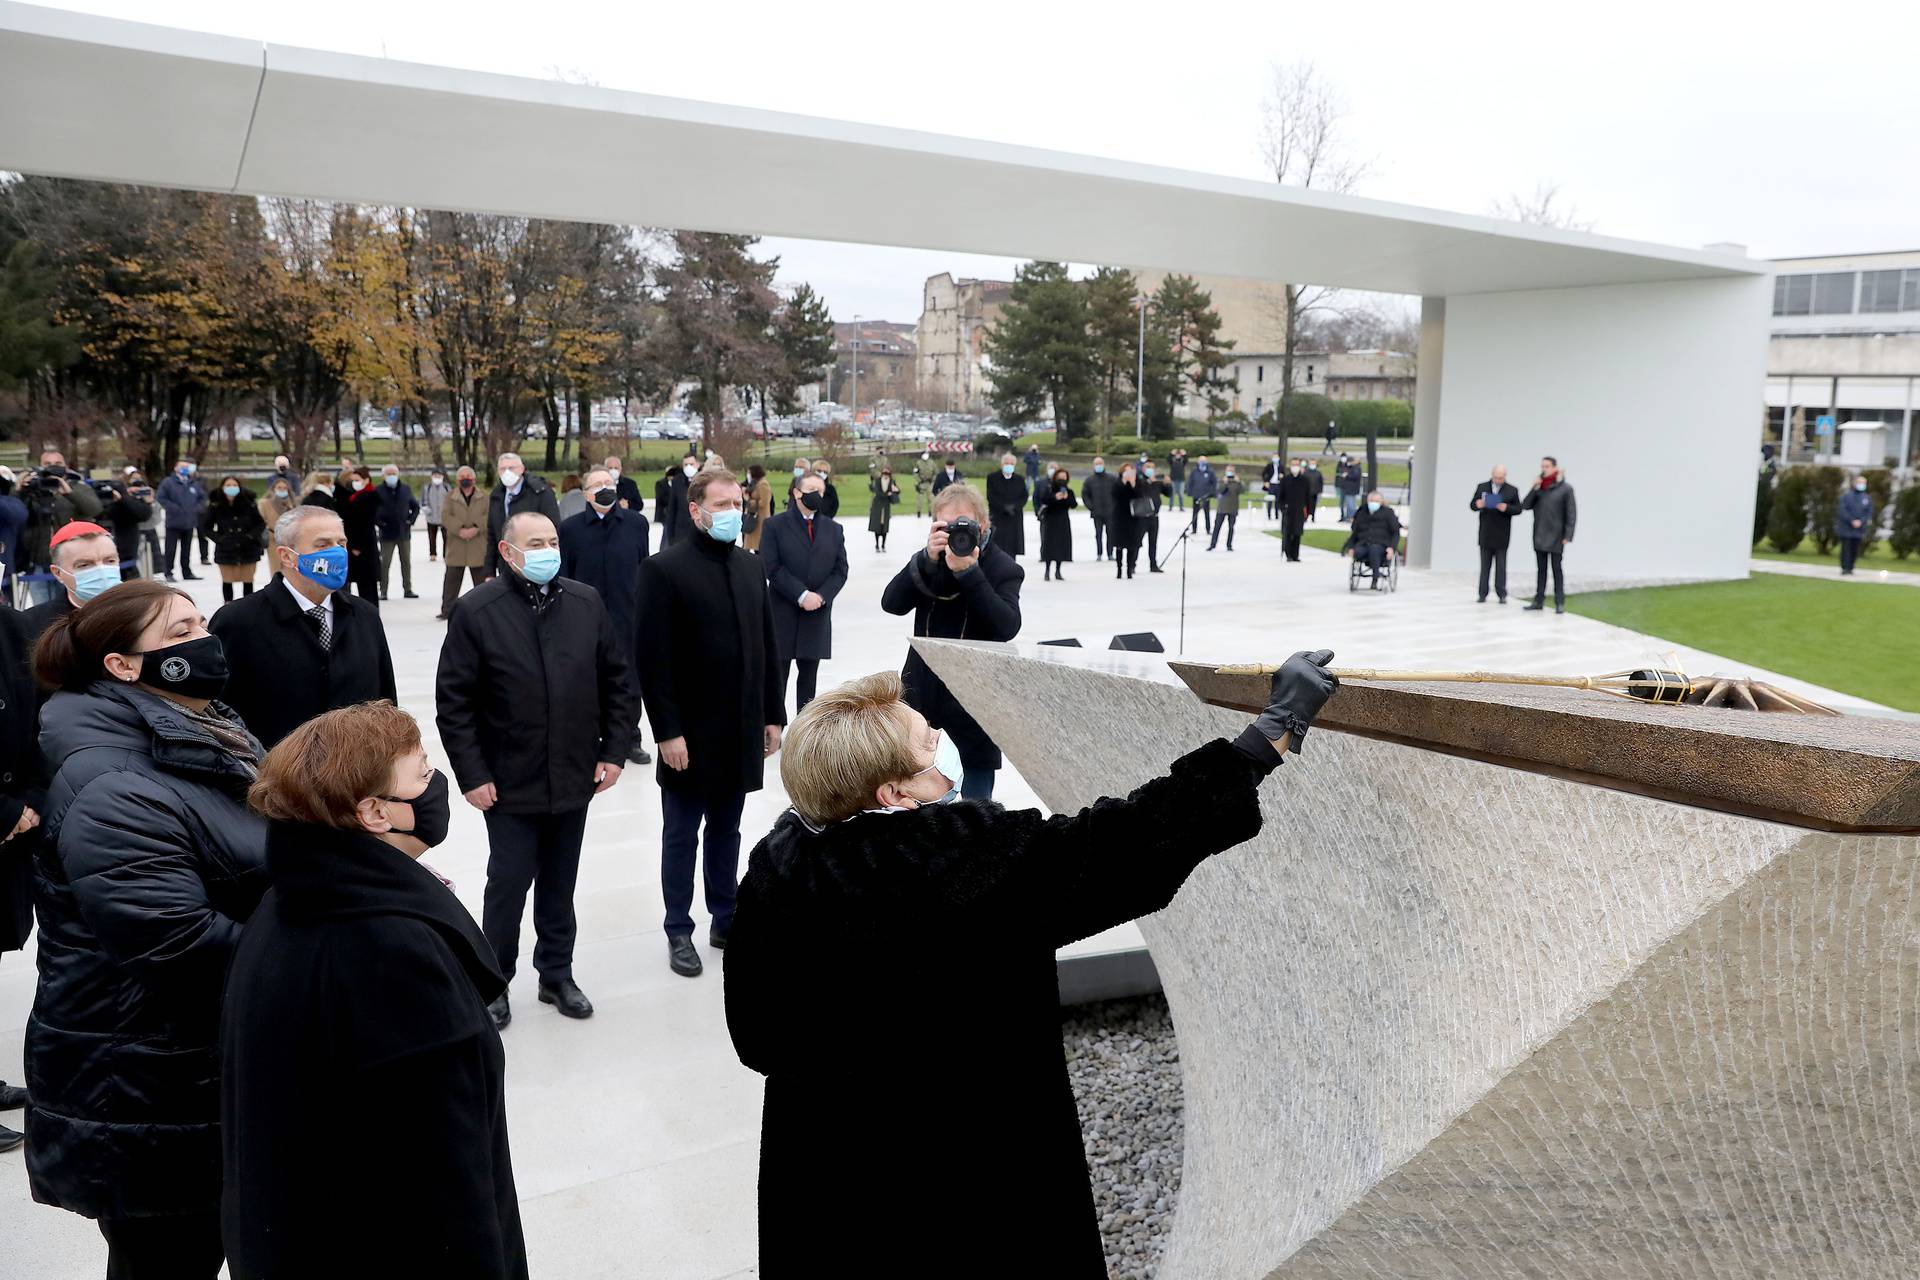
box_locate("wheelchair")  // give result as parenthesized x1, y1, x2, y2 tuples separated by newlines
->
(1347, 543, 1398, 593)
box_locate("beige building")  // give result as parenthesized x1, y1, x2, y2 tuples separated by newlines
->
(915, 273, 1012, 414)
(1764, 249, 1918, 468)
(1131, 270, 1291, 354)
(1325, 349, 1416, 401)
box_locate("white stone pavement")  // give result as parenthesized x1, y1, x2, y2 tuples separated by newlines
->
(3, 499, 1888, 1278)
(1749, 557, 1920, 587)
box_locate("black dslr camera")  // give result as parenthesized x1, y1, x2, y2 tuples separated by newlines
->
(944, 517, 982, 559)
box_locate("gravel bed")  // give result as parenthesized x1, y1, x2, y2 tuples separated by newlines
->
(1063, 993, 1184, 1280)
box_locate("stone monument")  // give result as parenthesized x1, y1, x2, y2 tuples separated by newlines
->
(914, 638, 1920, 1279)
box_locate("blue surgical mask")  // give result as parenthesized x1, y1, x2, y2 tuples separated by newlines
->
(383, 474, 398, 487)
(296, 545, 350, 591)
(69, 562, 122, 602)
(907, 730, 964, 807)
(1367, 501, 1381, 513)
(1855, 481, 1867, 491)
(1001, 464, 1015, 478)
(704, 509, 742, 543)
(222, 484, 240, 498)
(794, 466, 806, 478)
(1093, 463, 1105, 473)
(1144, 466, 1155, 478)
(515, 546, 561, 584)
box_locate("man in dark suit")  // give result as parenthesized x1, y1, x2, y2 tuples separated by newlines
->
(560, 468, 653, 766)
(634, 467, 785, 979)
(209, 505, 398, 750)
(652, 453, 697, 549)
(603, 454, 643, 510)
(1470, 463, 1521, 604)
(483, 452, 560, 579)
(438, 511, 636, 1028)
(758, 472, 849, 716)
(1277, 459, 1315, 562)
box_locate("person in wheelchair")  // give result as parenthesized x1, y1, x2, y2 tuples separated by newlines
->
(1342, 489, 1401, 587)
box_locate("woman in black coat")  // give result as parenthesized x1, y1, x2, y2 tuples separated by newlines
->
(878, 483, 1023, 801)
(202, 475, 266, 602)
(866, 467, 899, 552)
(1108, 461, 1146, 578)
(984, 452, 1029, 557)
(223, 701, 527, 1279)
(1036, 466, 1077, 581)
(338, 464, 381, 607)
(26, 580, 268, 1277)
(726, 653, 1338, 1277)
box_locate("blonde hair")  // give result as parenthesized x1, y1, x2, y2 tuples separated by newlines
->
(931, 481, 989, 527)
(781, 671, 919, 826)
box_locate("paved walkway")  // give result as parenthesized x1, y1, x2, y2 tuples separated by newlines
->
(3, 499, 1887, 1278)
(1750, 557, 1920, 588)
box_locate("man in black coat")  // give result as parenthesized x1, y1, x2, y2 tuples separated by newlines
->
(1305, 460, 1325, 523)
(1277, 459, 1315, 562)
(880, 482, 1023, 798)
(653, 457, 692, 548)
(1470, 463, 1521, 604)
(374, 463, 422, 600)
(1343, 490, 1402, 585)
(759, 472, 850, 716)
(436, 511, 636, 1027)
(985, 453, 1029, 558)
(930, 456, 961, 497)
(1521, 456, 1578, 614)
(0, 605, 44, 1152)
(482, 453, 560, 579)
(210, 506, 397, 750)
(559, 468, 653, 766)
(92, 476, 152, 579)
(1082, 457, 1117, 559)
(634, 467, 785, 979)
(603, 453, 643, 510)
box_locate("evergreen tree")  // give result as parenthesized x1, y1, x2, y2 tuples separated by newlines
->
(1085, 266, 1139, 445)
(1152, 274, 1235, 433)
(771, 283, 835, 417)
(650, 231, 782, 451)
(983, 260, 1095, 437)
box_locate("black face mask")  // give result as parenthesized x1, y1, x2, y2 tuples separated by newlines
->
(799, 490, 823, 512)
(133, 634, 229, 700)
(381, 769, 451, 848)
(593, 487, 619, 508)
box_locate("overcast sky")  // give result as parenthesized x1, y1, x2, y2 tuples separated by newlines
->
(40, 0, 1920, 321)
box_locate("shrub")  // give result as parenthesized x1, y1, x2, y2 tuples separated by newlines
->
(1334, 399, 1414, 439)
(1752, 469, 1773, 546)
(1765, 467, 1809, 553)
(1890, 484, 1920, 559)
(1804, 465, 1845, 554)
(1859, 468, 1895, 556)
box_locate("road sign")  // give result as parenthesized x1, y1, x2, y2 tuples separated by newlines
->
(1815, 414, 1835, 436)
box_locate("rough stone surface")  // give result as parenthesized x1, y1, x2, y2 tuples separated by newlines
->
(1065, 995, 1184, 1279)
(918, 638, 1920, 1279)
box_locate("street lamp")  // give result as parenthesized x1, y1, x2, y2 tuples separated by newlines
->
(850, 314, 861, 431)
(1134, 294, 1150, 440)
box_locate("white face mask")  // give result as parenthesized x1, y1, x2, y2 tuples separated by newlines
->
(499, 469, 521, 488)
(683, 463, 698, 478)
(351, 477, 368, 491)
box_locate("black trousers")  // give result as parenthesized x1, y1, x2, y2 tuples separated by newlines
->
(441, 563, 484, 613)
(1208, 512, 1237, 549)
(162, 529, 197, 577)
(1090, 514, 1108, 558)
(348, 546, 380, 609)
(99, 1211, 223, 1279)
(660, 787, 746, 936)
(781, 657, 821, 715)
(1114, 539, 1139, 577)
(1533, 549, 1565, 605)
(1839, 536, 1862, 573)
(481, 806, 590, 984)
(1144, 515, 1160, 568)
(1478, 545, 1508, 600)
(1188, 497, 1212, 534)
(426, 522, 441, 557)
(1281, 510, 1305, 560)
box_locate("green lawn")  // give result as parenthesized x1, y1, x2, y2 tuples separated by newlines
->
(1751, 540, 1914, 571)
(1567, 576, 1920, 712)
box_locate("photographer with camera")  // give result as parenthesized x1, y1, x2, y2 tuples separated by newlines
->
(17, 449, 105, 607)
(879, 482, 1022, 801)
(95, 470, 153, 581)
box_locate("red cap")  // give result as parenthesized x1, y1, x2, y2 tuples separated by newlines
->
(49, 521, 109, 550)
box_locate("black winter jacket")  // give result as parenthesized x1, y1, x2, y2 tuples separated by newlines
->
(726, 735, 1281, 1276)
(25, 682, 268, 1219)
(222, 821, 525, 1279)
(201, 488, 266, 566)
(1, 606, 46, 951)
(436, 571, 636, 814)
(879, 546, 1023, 771)
(374, 479, 422, 541)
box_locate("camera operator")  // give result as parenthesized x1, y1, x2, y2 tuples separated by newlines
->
(93, 471, 153, 581)
(879, 482, 1022, 801)
(17, 450, 105, 607)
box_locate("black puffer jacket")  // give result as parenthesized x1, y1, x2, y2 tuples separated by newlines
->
(25, 682, 268, 1219)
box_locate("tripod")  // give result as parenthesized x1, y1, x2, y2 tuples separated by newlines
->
(1152, 522, 1195, 654)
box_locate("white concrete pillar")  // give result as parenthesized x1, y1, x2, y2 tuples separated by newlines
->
(1409, 296, 1446, 568)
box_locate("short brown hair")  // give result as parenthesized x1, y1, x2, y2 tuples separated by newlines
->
(249, 700, 422, 829)
(781, 671, 919, 826)
(688, 466, 740, 507)
(34, 579, 186, 691)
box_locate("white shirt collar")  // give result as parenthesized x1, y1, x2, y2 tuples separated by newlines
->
(283, 575, 333, 617)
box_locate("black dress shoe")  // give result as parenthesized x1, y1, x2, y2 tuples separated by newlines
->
(538, 979, 594, 1019)
(629, 745, 652, 766)
(403, 590, 419, 599)
(668, 935, 703, 977)
(1476, 596, 1487, 603)
(708, 927, 728, 950)
(1523, 600, 1545, 611)
(0, 1124, 22, 1154)
(1554, 603, 1565, 614)
(0, 1083, 26, 1111)
(488, 993, 511, 1030)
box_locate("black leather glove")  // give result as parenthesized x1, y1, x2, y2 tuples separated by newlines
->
(1252, 649, 1338, 753)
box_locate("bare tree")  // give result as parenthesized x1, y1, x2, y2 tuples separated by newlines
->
(1488, 181, 1595, 231)
(1256, 60, 1370, 445)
